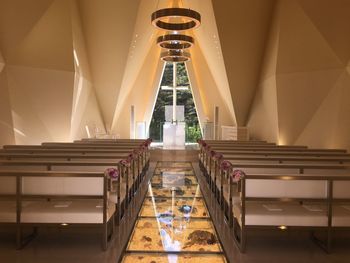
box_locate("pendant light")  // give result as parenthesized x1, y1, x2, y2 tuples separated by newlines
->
(157, 34, 194, 50)
(160, 50, 191, 62)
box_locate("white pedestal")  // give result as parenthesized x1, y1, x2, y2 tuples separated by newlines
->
(163, 122, 185, 149)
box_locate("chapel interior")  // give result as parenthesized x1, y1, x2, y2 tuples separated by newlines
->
(0, 0, 350, 263)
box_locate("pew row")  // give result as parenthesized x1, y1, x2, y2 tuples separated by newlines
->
(227, 172, 350, 253)
(0, 157, 149, 213)
(197, 139, 350, 253)
(0, 138, 152, 250)
(0, 170, 117, 250)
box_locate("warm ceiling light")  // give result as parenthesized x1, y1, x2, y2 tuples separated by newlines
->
(278, 225, 287, 230)
(151, 8, 201, 31)
(160, 50, 191, 62)
(157, 34, 194, 50)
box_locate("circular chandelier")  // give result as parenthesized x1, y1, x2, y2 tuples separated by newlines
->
(151, 8, 201, 31)
(157, 34, 194, 50)
(160, 50, 191, 62)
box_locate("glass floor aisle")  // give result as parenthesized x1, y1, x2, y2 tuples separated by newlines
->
(122, 162, 227, 263)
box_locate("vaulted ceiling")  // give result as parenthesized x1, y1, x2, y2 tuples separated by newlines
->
(1, 0, 349, 150)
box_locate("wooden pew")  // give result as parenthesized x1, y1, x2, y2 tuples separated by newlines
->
(3, 144, 142, 150)
(0, 154, 149, 219)
(198, 141, 350, 252)
(0, 155, 149, 221)
(208, 144, 307, 149)
(209, 145, 346, 152)
(0, 148, 141, 154)
(0, 170, 116, 250)
(0, 153, 129, 161)
(77, 138, 145, 143)
(213, 155, 350, 164)
(226, 172, 350, 253)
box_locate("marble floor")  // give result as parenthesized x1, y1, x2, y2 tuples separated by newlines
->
(122, 161, 227, 263)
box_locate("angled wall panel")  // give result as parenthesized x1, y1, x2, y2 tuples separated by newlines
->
(188, 43, 235, 135)
(0, 67, 15, 145)
(6, 66, 74, 144)
(0, 0, 75, 144)
(248, 0, 350, 151)
(70, 0, 105, 139)
(78, 0, 140, 129)
(212, 0, 275, 125)
(112, 44, 162, 138)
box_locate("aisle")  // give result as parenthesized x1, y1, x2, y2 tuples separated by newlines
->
(122, 161, 227, 263)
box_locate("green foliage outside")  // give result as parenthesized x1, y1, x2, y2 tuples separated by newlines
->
(149, 62, 202, 142)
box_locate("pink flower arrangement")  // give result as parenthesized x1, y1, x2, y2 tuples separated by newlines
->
(120, 159, 131, 167)
(133, 149, 141, 156)
(231, 169, 246, 182)
(140, 145, 147, 152)
(210, 150, 216, 157)
(197, 138, 204, 145)
(140, 138, 152, 149)
(128, 153, 134, 160)
(105, 167, 119, 179)
(204, 144, 211, 152)
(220, 160, 232, 171)
(213, 152, 223, 162)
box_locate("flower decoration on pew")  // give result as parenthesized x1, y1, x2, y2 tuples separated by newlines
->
(128, 153, 134, 160)
(197, 138, 204, 145)
(120, 159, 131, 168)
(201, 141, 207, 149)
(141, 139, 151, 150)
(105, 167, 119, 180)
(204, 144, 211, 152)
(140, 145, 147, 152)
(230, 169, 246, 182)
(210, 150, 216, 157)
(105, 167, 120, 193)
(133, 149, 141, 156)
(220, 160, 233, 172)
(213, 152, 224, 162)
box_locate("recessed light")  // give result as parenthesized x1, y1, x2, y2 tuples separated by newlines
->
(278, 225, 287, 230)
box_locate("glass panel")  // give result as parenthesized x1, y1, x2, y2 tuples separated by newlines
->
(127, 218, 222, 252)
(123, 253, 227, 263)
(122, 162, 227, 261)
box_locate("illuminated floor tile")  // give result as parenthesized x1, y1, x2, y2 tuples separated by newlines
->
(147, 185, 202, 198)
(140, 197, 209, 218)
(127, 218, 222, 252)
(154, 167, 194, 175)
(151, 174, 198, 186)
(156, 162, 193, 168)
(122, 253, 227, 263)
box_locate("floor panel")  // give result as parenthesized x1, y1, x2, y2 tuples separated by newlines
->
(122, 161, 227, 262)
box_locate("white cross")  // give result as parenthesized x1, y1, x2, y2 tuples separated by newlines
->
(160, 62, 189, 122)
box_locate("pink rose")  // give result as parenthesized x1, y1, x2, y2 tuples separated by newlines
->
(205, 145, 211, 152)
(105, 167, 119, 179)
(197, 139, 204, 145)
(220, 160, 232, 171)
(120, 159, 131, 167)
(231, 169, 246, 181)
(210, 150, 216, 157)
(213, 152, 223, 161)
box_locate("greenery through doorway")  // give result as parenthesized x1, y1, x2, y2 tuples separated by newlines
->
(149, 62, 202, 143)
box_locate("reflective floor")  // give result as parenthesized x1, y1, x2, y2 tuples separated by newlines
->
(122, 162, 227, 263)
